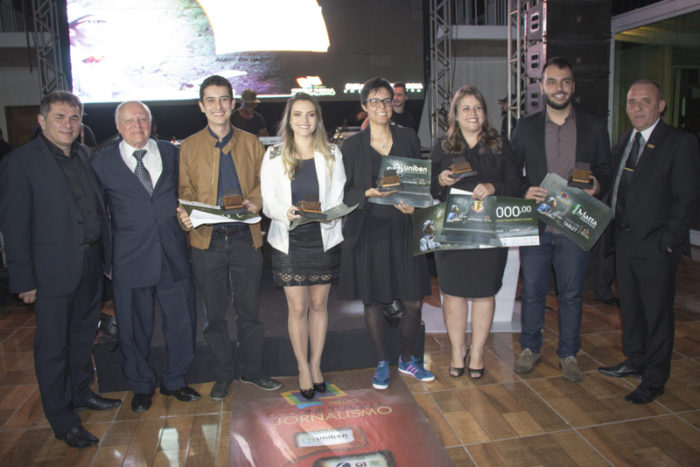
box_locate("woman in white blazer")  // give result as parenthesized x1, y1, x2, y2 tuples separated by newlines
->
(261, 92, 346, 399)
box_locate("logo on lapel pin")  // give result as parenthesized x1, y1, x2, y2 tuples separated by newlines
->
(647, 144, 655, 149)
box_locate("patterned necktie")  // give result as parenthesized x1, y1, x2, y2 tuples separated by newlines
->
(626, 132, 642, 169)
(133, 149, 153, 195)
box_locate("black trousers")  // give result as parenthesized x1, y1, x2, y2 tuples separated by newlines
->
(34, 244, 102, 437)
(113, 251, 196, 394)
(615, 228, 680, 388)
(191, 229, 264, 382)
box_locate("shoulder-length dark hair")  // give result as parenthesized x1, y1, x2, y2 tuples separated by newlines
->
(442, 85, 501, 155)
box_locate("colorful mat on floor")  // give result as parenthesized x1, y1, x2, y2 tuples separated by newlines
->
(228, 368, 452, 466)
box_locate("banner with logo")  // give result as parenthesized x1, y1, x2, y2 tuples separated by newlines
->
(412, 189, 539, 255)
(537, 173, 613, 250)
(228, 371, 451, 466)
(368, 155, 433, 208)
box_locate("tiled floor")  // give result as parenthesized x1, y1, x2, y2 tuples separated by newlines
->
(0, 257, 698, 466)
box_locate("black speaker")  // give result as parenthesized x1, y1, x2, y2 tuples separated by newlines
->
(524, 0, 611, 115)
(546, 0, 611, 40)
(547, 40, 610, 79)
(526, 82, 544, 115)
(526, 42, 546, 79)
(526, 3, 545, 41)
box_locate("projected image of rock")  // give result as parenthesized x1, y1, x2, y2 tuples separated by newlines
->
(67, 0, 424, 103)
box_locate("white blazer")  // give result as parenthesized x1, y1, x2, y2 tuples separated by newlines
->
(261, 143, 346, 254)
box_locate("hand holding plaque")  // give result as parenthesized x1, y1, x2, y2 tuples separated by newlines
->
(448, 156, 477, 180)
(219, 191, 249, 215)
(378, 169, 402, 193)
(295, 195, 327, 220)
(567, 163, 593, 189)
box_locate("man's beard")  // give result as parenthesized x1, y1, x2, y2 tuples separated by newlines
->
(545, 93, 572, 110)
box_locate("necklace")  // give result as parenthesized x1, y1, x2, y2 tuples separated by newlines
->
(372, 134, 392, 153)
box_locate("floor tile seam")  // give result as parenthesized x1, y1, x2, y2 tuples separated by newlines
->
(424, 386, 468, 458)
(460, 426, 576, 446)
(669, 349, 700, 361)
(111, 411, 224, 423)
(518, 376, 577, 429)
(520, 370, 675, 426)
(213, 410, 225, 466)
(670, 411, 700, 432)
(0, 384, 37, 432)
(568, 425, 616, 466)
(570, 412, 682, 430)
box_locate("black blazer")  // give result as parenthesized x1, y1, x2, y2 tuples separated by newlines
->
(0, 137, 109, 295)
(511, 108, 613, 197)
(511, 108, 613, 234)
(341, 125, 421, 249)
(92, 139, 191, 288)
(612, 121, 700, 253)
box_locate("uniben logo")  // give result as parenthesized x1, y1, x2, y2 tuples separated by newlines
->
(390, 163, 428, 175)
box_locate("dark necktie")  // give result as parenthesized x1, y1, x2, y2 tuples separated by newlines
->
(614, 132, 642, 226)
(133, 149, 153, 195)
(626, 132, 642, 169)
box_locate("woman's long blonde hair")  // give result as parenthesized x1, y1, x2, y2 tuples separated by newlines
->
(277, 92, 334, 179)
(442, 85, 502, 155)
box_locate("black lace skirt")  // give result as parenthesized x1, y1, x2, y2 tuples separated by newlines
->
(271, 222, 340, 287)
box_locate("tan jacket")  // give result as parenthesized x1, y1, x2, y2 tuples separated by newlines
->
(179, 126, 264, 250)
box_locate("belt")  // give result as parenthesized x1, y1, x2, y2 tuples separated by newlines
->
(214, 224, 248, 234)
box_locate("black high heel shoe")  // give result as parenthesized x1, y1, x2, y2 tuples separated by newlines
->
(313, 381, 327, 393)
(300, 387, 315, 400)
(468, 348, 485, 379)
(449, 349, 468, 378)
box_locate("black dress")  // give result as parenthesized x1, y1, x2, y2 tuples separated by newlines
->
(430, 136, 522, 298)
(339, 125, 430, 304)
(270, 159, 340, 287)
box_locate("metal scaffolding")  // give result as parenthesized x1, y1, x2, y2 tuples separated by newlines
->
(31, 0, 68, 97)
(506, 0, 522, 139)
(429, 0, 453, 144)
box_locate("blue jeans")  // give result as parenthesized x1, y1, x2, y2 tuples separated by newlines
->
(519, 232, 590, 357)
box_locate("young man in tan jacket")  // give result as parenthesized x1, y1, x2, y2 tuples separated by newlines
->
(178, 75, 281, 400)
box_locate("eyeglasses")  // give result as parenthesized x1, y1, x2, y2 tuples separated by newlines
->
(365, 98, 393, 108)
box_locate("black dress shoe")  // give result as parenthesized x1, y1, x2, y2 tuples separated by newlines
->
(625, 383, 664, 404)
(75, 391, 121, 411)
(131, 393, 153, 412)
(160, 386, 201, 402)
(313, 381, 327, 393)
(299, 387, 315, 400)
(56, 425, 98, 448)
(598, 362, 642, 378)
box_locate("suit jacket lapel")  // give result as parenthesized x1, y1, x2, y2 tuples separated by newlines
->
(534, 112, 548, 176)
(152, 140, 170, 194)
(613, 129, 632, 170)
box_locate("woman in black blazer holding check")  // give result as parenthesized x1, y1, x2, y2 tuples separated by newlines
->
(339, 77, 433, 391)
(431, 85, 521, 379)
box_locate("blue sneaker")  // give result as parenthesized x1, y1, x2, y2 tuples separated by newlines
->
(372, 360, 390, 390)
(398, 356, 435, 382)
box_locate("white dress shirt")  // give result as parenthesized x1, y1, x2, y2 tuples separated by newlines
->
(119, 138, 163, 186)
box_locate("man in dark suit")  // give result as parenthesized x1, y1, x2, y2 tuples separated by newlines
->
(511, 57, 612, 382)
(92, 101, 200, 412)
(599, 80, 700, 403)
(0, 91, 120, 448)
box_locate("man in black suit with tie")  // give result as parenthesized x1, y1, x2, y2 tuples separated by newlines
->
(92, 101, 199, 412)
(511, 57, 612, 383)
(0, 91, 120, 448)
(599, 80, 700, 404)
